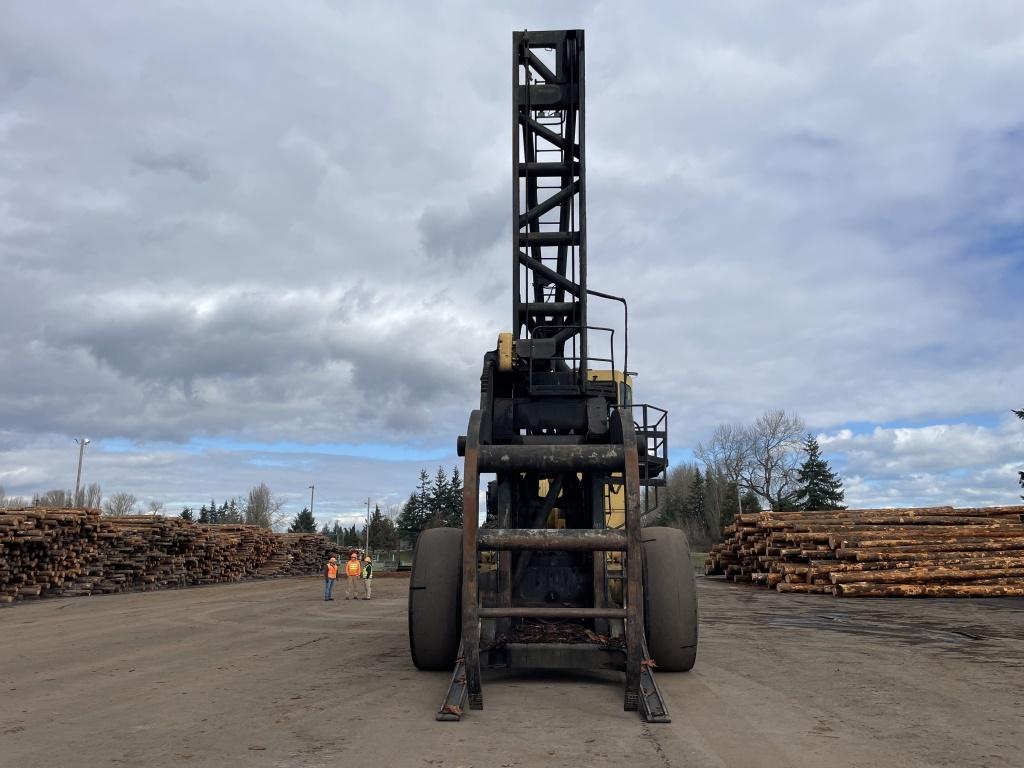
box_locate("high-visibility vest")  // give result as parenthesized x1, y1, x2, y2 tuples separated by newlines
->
(326, 563, 338, 579)
(345, 559, 362, 577)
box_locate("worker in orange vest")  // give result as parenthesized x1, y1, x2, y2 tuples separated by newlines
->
(344, 550, 362, 599)
(324, 556, 338, 601)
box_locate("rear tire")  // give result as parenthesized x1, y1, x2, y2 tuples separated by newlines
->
(408, 527, 462, 670)
(641, 526, 698, 672)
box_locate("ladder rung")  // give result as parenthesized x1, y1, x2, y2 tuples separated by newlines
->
(522, 302, 577, 316)
(518, 231, 580, 247)
(478, 607, 628, 619)
(518, 161, 578, 177)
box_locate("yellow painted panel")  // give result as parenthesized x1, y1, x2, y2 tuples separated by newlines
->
(497, 332, 514, 372)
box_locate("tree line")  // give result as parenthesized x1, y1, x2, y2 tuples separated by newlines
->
(0, 482, 104, 511)
(0, 480, 290, 530)
(317, 504, 401, 551)
(656, 409, 847, 548)
(395, 467, 464, 545)
(7, 407, 1019, 543)
(177, 483, 287, 529)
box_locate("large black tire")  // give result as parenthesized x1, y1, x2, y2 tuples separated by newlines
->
(408, 527, 462, 671)
(641, 526, 698, 672)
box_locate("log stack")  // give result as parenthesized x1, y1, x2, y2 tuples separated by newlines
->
(0, 508, 335, 604)
(703, 506, 1024, 597)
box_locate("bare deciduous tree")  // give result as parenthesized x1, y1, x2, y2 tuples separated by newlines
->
(147, 500, 165, 515)
(741, 409, 806, 511)
(103, 492, 138, 517)
(695, 423, 749, 486)
(0, 486, 30, 509)
(697, 423, 754, 527)
(36, 488, 73, 508)
(244, 483, 284, 529)
(77, 482, 102, 508)
(697, 410, 808, 512)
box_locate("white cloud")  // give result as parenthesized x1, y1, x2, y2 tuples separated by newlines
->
(0, 2, 1021, 509)
(818, 415, 1024, 507)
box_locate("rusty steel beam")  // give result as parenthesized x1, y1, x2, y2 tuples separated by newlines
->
(461, 411, 483, 710)
(478, 528, 627, 551)
(620, 409, 644, 712)
(476, 444, 624, 473)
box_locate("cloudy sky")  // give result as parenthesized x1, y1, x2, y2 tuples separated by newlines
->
(1, 1, 1021, 526)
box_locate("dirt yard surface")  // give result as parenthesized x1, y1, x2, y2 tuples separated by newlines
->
(1, 575, 1021, 768)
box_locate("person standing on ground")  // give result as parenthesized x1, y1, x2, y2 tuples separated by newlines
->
(345, 550, 362, 599)
(324, 556, 338, 601)
(361, 554, 373, 600)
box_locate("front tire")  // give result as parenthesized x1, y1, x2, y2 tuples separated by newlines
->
(408, 528, 462, 670)
(641, 526, 698, 671)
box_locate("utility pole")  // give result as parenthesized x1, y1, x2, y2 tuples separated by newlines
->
(364, 495, 372, 557)
(73, 437, 90, 507)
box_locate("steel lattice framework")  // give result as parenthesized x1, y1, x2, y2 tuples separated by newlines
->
(513, 30, 587, 387)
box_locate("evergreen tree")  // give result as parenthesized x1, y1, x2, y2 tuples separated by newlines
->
(397, 465, 467, 543)
(199, 498, 217, 524)
(397, 491, 426, 542)
(794, 434, 846, 510)
(427, 467, 449, 528)
(717, 476, 740, 531)
(775, 494, 802, 512)
(180, 506, 194, 522)
(368, 504, 399, 550)
(683, 472, 706, 533)
(740, 489, 762, 513)
(415, 469, 427, 498)
(289, 507, 317, 533)
(225, 498, 244, 524)
(329, 521, 343, 545)
(418, 469, 432, 520)
(445, 466, 464, 527)
(319, 522, 330, 537)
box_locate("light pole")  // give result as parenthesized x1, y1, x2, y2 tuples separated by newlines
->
(365, 496, 371, 554)
(308, 484, 315, 517)
(74, 438, 90, 507)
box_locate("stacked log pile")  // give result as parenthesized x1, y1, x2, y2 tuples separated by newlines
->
(0, 508, 335, 604)
(704, 506, 1024, 598)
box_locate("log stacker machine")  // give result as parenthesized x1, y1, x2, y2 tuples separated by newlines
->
(408, 29, 698, 722)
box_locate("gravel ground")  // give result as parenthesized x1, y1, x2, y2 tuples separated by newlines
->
(1, 574, 1021, 768)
